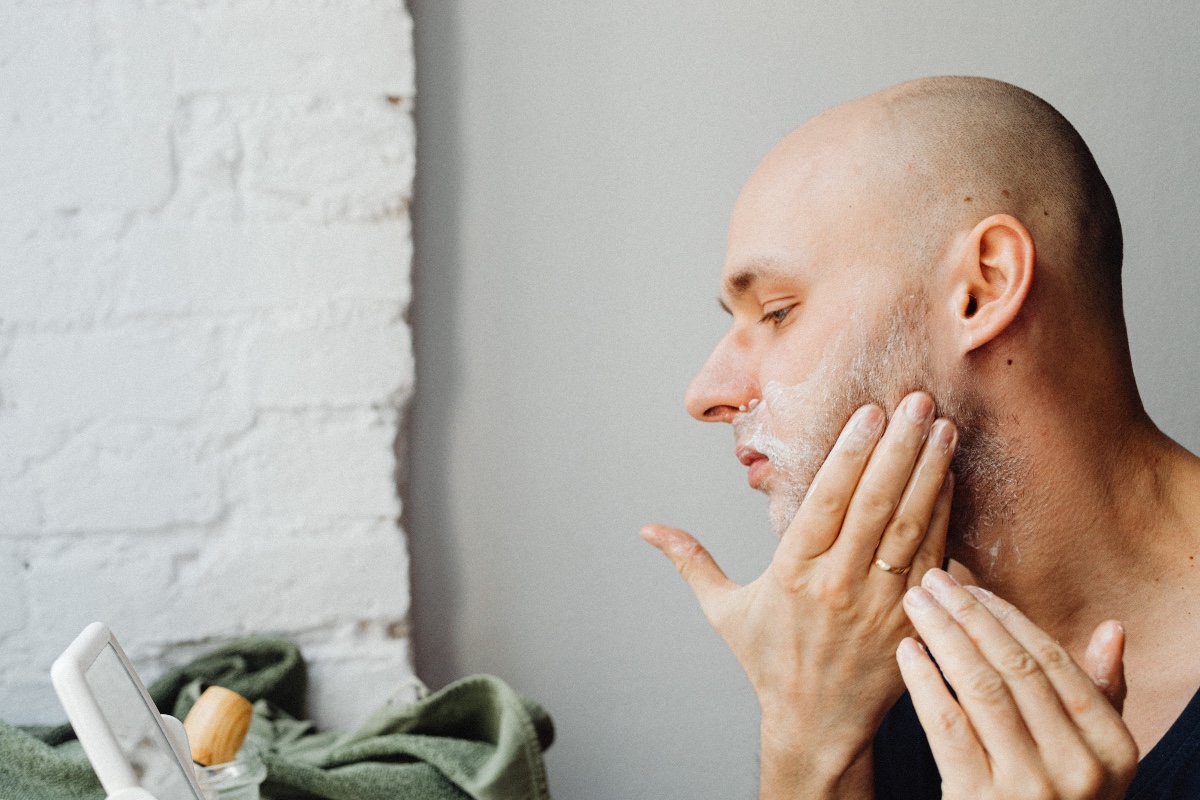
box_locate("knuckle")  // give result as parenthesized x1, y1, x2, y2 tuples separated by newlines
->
(674, 542, 708, 576)
(930, 707, 969, 739)
(856, 488, 898, 521)
(1059, 758, 1104, 798)
(1032, 640, 1073, 672)
(995, 648, 1041, 680)
(807, 572, 854, 610)
(804, 490, 844, 520)
(960, 666, 1009, 705)
(884, 516, 924, 546)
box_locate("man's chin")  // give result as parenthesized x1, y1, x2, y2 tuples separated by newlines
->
(765, 492, 803, 540)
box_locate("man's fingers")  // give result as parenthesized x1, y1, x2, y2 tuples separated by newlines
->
(867, 418, 956, 583)
(775, 404, 885, 565)
(902, 583, 1040, 770)
(1083, 620, 1128, 714)
(963, 586, 1139, 778)
(906, 472, 953, 589)
(641, 523, 737, 616)
(826, 393, 937, 571)
(965, 587, 1127, 729)
(922, 571, 1101, 789)
(895, 637, 991, 781)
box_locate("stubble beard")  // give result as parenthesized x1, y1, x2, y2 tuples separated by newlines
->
(733, 290, 1021, 554)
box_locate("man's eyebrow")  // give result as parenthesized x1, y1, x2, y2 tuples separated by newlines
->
(720, 261, 794, 307)
(726, 269, 758, 295)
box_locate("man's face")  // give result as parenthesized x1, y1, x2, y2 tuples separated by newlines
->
(685, 129, 937, 536)
(686, 263, 931, 537)
(725, 297, 931, 536)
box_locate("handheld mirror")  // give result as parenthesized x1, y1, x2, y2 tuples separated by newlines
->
(51, 623, 205, 800)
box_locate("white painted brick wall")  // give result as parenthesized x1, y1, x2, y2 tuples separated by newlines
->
(0, 0, 417, 730)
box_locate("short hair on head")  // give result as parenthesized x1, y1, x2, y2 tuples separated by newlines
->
(881, 76, 1124, 328)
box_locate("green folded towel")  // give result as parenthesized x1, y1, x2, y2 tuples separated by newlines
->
(0, 637, 554, 800)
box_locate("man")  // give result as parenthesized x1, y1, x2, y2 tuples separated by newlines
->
(642, 76, 1200, 799)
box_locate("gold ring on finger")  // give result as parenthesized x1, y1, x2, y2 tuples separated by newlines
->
(873, 558, 911, 576)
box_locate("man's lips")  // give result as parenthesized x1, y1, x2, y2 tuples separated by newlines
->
(736, 445, 770, 488)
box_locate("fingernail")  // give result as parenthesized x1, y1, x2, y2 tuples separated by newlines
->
(932, 420, 957, 449)
(903, 393, 934, 423)
(839, 405, 883, 448)
(896, 637, 923, 661)
(904, 586, 936, 610)
(853, 404, 883, 430)
(922, 568, 958, 595)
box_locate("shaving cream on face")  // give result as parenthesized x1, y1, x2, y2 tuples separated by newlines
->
(735, 380, 827, 536)
(732, 321, 865, 538)
(728, 290, 952, 541)
(729, 286, 1023, 567)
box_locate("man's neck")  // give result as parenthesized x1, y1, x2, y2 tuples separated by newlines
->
(948, 406, 1200, 652)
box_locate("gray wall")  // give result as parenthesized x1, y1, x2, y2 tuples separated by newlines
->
(405, 3, 1200, 798)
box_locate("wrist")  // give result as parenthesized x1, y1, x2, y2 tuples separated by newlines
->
(759, 710, 873, 775)
(759, 718, 875, 800)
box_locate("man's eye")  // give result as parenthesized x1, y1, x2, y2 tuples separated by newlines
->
(762, 306, 794, 325)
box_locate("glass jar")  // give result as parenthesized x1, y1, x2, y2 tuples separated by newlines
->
(192, 743, 268, 800)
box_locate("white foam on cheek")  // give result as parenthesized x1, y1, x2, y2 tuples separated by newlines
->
(730, 320, 861, 535)
(736, 380, 827, 537)
(742, 314, 860, 456)
(734, 369, 830, 491)
(747, 380, 821, 471)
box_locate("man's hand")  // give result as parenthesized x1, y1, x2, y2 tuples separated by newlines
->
(642, 392, 957, 799)
(898, 569, 1138, 799)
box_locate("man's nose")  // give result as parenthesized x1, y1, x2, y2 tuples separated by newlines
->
(684, 333, 758, 423)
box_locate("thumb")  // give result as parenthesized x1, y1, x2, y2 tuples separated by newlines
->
(1084, 620, 1128, 714)
(640, 523, 737, 620)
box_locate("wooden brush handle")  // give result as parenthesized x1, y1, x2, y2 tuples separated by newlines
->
(182, 686, 253, 766)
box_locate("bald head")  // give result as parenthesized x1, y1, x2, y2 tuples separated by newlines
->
(735, 76, 1124, 332)
(886, 77, 1122, 319)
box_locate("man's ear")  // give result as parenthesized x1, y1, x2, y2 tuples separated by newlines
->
(949, 214, 1034, 355)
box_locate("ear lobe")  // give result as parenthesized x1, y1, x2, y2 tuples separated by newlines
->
(951, 214, 1035, 355)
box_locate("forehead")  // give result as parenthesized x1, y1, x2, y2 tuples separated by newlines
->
(720, 124, 907, 301)
(720, 174, 858, 301)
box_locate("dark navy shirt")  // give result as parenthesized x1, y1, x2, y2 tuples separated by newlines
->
(874, 687, 1200, 799)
